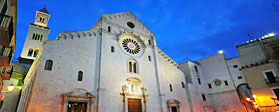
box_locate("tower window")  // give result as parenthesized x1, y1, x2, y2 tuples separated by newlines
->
(202, 94, 206, 101)
(78, 71, 83, 81)
(27, 49, 33, 57)
(111, 46, 114, 53)
(32, 33, 43, 41)
(44, 60, 53, 71)
(148, 56, 151, 61)
(208, 83, 212, 89)
(233, 65, 238, 68)
(224, 80, 228, 86)
(169, 84, 173, 92)
(39, 17, 45, 22)
(128, 59, 138, 73)
(108, 26, 111, 32)
(181, 82, 185, 88)
(33, 49, 39, 57)
(197, 78, 201, 84)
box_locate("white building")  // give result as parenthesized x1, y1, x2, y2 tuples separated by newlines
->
(180, 53, 247, 112)
(17, 12, 191, 112)
(16, 10, 253, 112)
(17, 8, 50, 67)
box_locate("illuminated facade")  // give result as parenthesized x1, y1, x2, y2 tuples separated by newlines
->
(17, 12, 191, 112)
(237, 35, 279, 112)
(15, 10, 278, 112)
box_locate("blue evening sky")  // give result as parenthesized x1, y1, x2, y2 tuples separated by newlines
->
(15, 0, 279, 63)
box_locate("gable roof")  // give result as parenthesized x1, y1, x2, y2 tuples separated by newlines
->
(91, 12, 154, 35)
(38, 8, 50, 14)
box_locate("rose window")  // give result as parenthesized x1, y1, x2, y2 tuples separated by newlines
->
(122, 39, 140, 54)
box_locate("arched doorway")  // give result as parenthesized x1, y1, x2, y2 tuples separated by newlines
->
(120, 77, 148, 112)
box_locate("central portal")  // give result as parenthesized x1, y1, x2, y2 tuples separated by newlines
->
(128, 98, 142, 112)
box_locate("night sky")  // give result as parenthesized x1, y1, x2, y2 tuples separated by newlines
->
(15, 0, 279, 63)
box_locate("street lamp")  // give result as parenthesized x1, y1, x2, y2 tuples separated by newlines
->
(7, 84, 15, 92)
(1, 84, 15, 93)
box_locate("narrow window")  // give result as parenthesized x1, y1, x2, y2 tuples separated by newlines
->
(197, 78, 201, 84)
(233, 65, 238, 68)
(33, 50, 39, 57)
(194, 65, 198, 72)
(148, 56, 151, 61)
(208, 83, 212, 89)
(181, 82, 185, 88)
(202, 94, 206, 101)
(224, 80, 228, 86)
(108, 26, 111, 32)
(32, 33, 35, 40)
(40, 35, 43, 42)
(44, 60, 53, 71)
(169, 84, 173, 92)
(148, 40, 151, 45)
(78, 71, 83, 81)
(133, 63, 137, 73)
(129, 62, 132, 72)
(27, 49, 33, 57)
(111, 46, 114, 52)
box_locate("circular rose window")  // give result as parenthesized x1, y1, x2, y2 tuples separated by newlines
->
(122, 39, 140, 54)
(118, 33, 145, 57)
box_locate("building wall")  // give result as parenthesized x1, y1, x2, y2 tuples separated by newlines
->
(180, 61, 213, 112)
(242, 63, 279, 107)
(23, 12, 191, 112)
(26, 30, 98, 112)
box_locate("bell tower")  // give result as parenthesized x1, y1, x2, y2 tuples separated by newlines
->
(18, 7, 50, 66)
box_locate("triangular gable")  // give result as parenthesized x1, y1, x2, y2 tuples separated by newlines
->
(90, 12, 154, 35)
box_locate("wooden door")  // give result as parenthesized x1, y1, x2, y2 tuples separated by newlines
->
(128, 98, 142, 112)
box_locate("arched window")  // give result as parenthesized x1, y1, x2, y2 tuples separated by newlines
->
(44, 60, 53, 71)
(33, 49, 39, 57)
(108, 26, 111, 32)
(27, 49, 33, 57)
(129, 62, 132, 72)
(169, 84, 173, 92)
(111, 46, 114, 53)
(78, 71, 83, 81)
(181, 82, 185, 88)
(128, 59, 138, 73)
(133, 63, 137, 73)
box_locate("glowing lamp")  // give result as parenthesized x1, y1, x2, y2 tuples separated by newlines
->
(7, 84, 15, 92)
(255, 105, 258, 108)
(218, 50, 223, 54)
(268, 33, 275, 37)
(246, 97, 251, 101)
(253, 102, 256, 105)
(253, 95, 256, 98)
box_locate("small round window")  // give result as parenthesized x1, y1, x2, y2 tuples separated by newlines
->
(127, 22, 135, 28)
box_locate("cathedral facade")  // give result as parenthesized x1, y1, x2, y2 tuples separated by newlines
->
(17, 11, 192, 112)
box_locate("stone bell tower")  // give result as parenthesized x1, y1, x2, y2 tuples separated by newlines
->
(18, 7, 50, 66)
